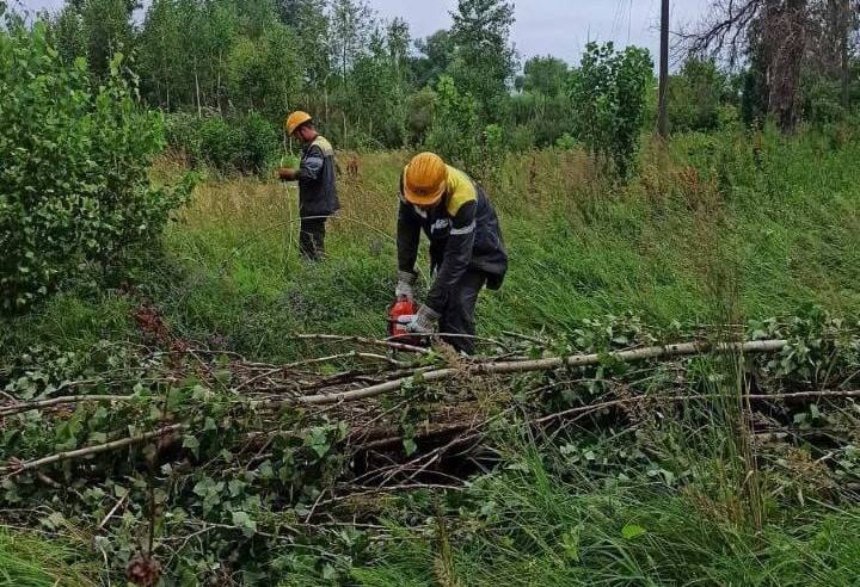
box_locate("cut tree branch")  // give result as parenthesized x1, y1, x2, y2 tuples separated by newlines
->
(0, 395, 136, 417)
(3, 424, 187, 475)
(297, 340, 789, 405)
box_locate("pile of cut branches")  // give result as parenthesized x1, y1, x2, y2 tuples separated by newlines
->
(1, 311, 858, 582)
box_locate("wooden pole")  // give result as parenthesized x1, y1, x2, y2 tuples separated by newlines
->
(842, 0, 851, 109)
(658, 0, 670, 138)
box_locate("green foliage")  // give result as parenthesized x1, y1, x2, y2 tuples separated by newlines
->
(226, 23, 302, 119)
(520, 55, 569, 96)
(197, 115, 238, 170)
(669, 57, 727, 133)
(348, 31, 409, 148)
(165, 111, 279, 174)
(237, 111, 281, 173)
(48, 0, 136, 80)
(510, 91, 576, 147)
(570, 42, 653, 179)
(424, 75, 481, 171)
(449, 0, 518, 124)
(2, 311, 859, 582)
(406, 87, 436, 146)
(0, 22, 188, 312)
(476, 122, 506, 181)
(350, 451, 860, 586)
(800, 71, 846, 124)
(411, 29, 454, 88)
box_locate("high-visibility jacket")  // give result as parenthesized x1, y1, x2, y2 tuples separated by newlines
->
(397, 165, 508, 314)
(297, 135, 340, 218)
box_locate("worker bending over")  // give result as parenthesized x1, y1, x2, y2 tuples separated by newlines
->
(277, 111, 340, 261)
(396, 152, 508, 355)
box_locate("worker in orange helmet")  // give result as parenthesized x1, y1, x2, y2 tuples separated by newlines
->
(395, 152, 508, 355)
(277, 111, 340, 260)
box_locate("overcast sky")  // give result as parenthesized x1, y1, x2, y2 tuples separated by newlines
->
(21, 0, 710, 66)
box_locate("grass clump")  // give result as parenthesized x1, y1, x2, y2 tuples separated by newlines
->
(346, 447, 860, 587)
(0, 529, 97, 586)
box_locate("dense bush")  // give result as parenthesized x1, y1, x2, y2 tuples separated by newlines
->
(424, 75, 482, 172)
(570, 42, 653, 179)
(510, 92, 576, 147)
(165, 111, 280, 174)
(669, 58, 728, 133)
(0, 21, 189, 312)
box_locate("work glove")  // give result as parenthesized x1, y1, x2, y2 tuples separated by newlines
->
(400, 304, 439, 335)
(278, 168, 297, 181)
(395, 270, 416, 301)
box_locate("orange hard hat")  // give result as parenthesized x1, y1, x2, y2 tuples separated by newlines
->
(403, 152, 447, 206)
(285, 111, 312, 135)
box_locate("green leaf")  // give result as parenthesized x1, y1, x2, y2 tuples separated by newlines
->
(228, 479, 246, 497)
(403, 438, 418, 456)
(182, 434, 200, 458)
(561, 526, 581, 561)
(40, 511, 66, 530)
(621, 524, 646, 540)
(232, 511, 257, 538)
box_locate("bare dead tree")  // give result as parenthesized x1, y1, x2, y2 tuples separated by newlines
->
(684, 0, 764, 65)
(685, 0, 859, 129)
(767, 0, 808, 132)
(683, 0, 816, 132)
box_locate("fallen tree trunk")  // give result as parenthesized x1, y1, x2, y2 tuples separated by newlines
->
(299, 339, 789, 405)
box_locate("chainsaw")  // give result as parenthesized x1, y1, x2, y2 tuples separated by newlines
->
(386, 296, 426, 348)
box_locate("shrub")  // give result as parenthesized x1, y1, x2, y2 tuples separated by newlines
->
(198, 116, 239, 172)
(570, 42, 653, 179)
(669, 57, 727, 133)
(167, 111, 279, 175)
(0, 21, 189, 312)
(164, 111, 202, 161)
(425, 75, 482, 172)
(233, 111, 279, 174)
(507, 124, 537, 153)
(476, 123, 506, 182)
(555, 133, 577, 150)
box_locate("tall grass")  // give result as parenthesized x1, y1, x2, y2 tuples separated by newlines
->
(0, 529, 97, 586)
(2, 128, 859, 584)
(158, 128, 860, 360)
(345, 437, 860, 587)
(3, 128, 859, 362)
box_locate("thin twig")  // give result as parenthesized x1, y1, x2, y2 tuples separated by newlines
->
(98, 494, 128, 531)
(292, 333, 431, 354)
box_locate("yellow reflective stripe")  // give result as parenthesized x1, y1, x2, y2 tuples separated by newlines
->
(444, 165, 477, 217)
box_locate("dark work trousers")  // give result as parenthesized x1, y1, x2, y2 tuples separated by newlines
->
(438, 270, 488, 355)
(299, 217, 326, 261)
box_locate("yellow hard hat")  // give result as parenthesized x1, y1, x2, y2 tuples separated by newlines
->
(404, 152, 447, 206)
(285, 111, 312, 135)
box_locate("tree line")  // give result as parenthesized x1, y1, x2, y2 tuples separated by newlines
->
(32, 0, 860, 156)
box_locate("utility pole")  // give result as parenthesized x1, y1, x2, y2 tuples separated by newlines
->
(841, 0, 850, 109)
(658, 0, 670, 138)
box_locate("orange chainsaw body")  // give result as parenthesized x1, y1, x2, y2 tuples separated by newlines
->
(387, 297, 421, 346)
